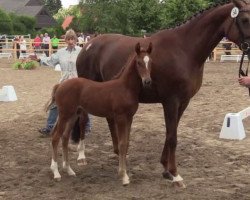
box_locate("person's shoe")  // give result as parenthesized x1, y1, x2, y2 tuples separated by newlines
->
(38, 127, 51, 136)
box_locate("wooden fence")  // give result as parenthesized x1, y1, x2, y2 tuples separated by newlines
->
(0, 39, 244, 62)
(0, 39, 85, 59)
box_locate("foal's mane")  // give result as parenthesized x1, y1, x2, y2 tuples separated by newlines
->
(111, 49, 147, 80)
(168, 0, 230, 30)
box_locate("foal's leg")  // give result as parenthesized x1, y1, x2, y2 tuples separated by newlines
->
(161, 99, 189, 188)
(116, 115, 130, 185)
(62, 117, 77, 177)
(51, 118, 65, 181)
(77, 113, 88, 166)
(107, 117, 119, 155)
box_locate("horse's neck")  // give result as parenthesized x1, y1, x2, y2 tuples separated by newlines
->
(159, 3, 233, 64)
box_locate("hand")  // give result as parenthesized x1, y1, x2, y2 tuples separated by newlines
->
(238, 76, 250, 87)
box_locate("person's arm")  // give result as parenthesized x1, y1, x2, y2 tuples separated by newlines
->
(40, 53, 59, 67)
(30, 52, 59, 67)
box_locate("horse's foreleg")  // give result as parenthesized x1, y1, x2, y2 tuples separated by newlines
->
(51, 119, 64, 181)
(77, 113, 88, 166)
(116, 116, 130, 186)
(107, 117, 119, 155)
(62, 119, 76, 177)
(161, 99, 189, 188)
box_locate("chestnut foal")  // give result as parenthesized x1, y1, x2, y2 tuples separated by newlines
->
(50, 42, 153, 185)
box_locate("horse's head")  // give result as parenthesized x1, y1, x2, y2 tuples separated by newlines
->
(227, 0, 250, 56)
(134, 42, 153, 87)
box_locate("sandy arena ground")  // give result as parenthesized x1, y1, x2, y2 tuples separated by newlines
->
(0, 59, 250, 200)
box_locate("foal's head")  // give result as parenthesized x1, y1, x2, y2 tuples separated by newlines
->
(134, 42, 153, 87)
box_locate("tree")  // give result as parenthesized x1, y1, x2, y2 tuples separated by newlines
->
(43, 0, 62, 15)
(0, 9, 13, 34)
(160, 0, 209, 28)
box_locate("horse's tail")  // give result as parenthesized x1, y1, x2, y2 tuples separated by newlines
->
(44, 83, 60, 112)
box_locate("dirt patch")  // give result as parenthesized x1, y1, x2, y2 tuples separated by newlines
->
(0, 59, 250, 200)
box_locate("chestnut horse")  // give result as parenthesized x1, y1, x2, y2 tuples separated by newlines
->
(50, 42, 152, 185)
(76, 0, 250, 187)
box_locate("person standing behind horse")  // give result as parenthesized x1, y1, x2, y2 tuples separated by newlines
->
(30, 29, 91, 136)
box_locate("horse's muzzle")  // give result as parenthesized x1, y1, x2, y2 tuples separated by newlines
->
(142, 78, 152, 87)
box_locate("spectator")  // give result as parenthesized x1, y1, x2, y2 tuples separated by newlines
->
(19, 36, 27, 55)
(33, 34, 42, 53)
(13, 36, 20, 58)
(85, 34, 91, 43)
(0, 35, 3, 53)
(43, 33, 50, 57)
(222, 37, 232, 55)
(51, 35, 59, 53)
(78, 33, 85, 47)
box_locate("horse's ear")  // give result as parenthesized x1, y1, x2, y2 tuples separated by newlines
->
(135, 42, 141, 55)
(232, 0, 247, 7)
(147, 42, 153, 54)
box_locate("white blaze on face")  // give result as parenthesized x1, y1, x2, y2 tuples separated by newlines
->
(143, 55, 150, 69)
(85, 43, 92, 51)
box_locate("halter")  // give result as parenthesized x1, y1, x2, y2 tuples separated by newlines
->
(227, 6, 250, 95)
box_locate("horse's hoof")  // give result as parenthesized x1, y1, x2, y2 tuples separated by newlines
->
(162, 171, 173, 180)
(171, 181, 186, 188)
(77, 159, 87, 166)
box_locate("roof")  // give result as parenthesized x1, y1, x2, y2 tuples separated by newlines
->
(0, 0, 57, 28)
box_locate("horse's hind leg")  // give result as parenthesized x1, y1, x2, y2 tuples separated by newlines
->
(116, 116, 130, 186)
(51, 118, 65, 181)
(107, 117, 119, 155)
(62, 117, 77, 177)
(77, 112, 88, 166)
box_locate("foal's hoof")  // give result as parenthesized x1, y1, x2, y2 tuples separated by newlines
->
(77, 159, 87, 166)
(123, 180, 130, 186)
(171, 181, 186, 189)
(54, 176, 61, 182)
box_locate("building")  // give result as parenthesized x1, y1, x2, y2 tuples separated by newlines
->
(0, 0, 57, 29)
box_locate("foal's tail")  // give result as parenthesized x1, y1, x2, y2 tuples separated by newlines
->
(44, 83, 60, 112)
(71, 106, 86, 144)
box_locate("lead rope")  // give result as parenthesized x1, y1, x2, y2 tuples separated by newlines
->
(239, 51, 250, 95)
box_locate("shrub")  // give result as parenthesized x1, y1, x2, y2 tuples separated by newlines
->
(12, 60, 38, 70)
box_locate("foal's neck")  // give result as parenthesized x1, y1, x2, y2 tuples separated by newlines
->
(119, 57, 142, 92)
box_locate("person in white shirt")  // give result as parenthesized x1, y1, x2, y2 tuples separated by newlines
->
(19, 36, 27, 54)
(78, 33, 85, 47)
(43, 33, 51, 57)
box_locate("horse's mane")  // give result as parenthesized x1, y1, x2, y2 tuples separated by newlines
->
(167, 0, 231, 30)
(111, 49, 146, 80)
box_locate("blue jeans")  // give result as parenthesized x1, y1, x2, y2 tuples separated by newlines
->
(46, 105, 91, 131)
